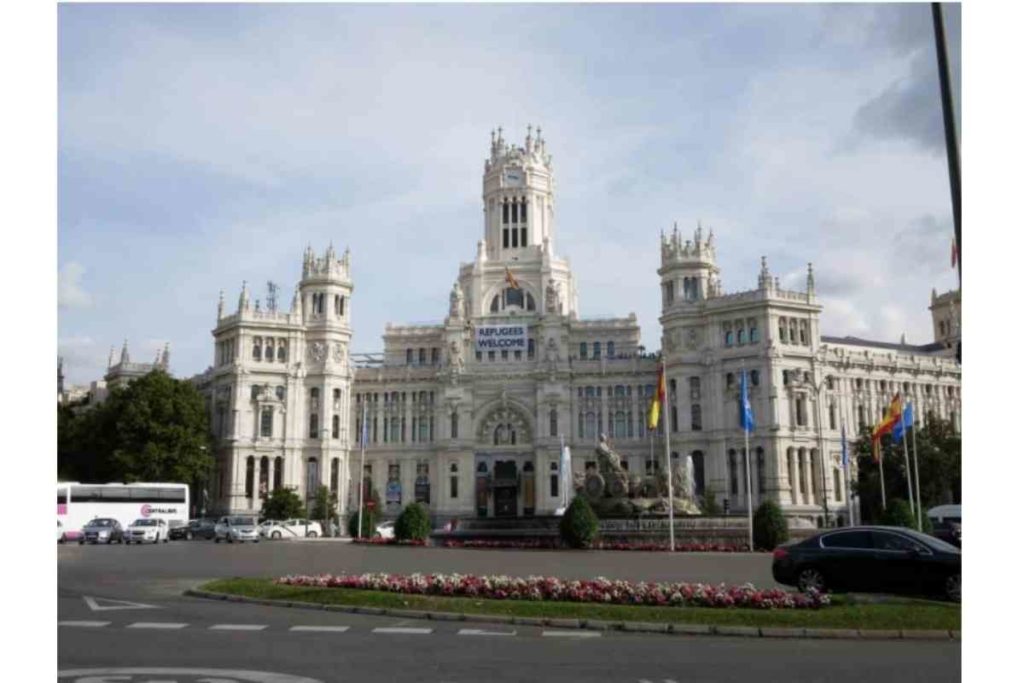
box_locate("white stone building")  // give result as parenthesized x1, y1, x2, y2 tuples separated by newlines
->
(197, 128, 961, 524)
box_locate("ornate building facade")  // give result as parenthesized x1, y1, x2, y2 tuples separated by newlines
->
(197, 128, 961, 524)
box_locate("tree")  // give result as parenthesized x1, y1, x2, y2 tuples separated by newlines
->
(310, 485, 338, 529)
(57, 370, 213, 488)
(261, 488, 304, 520)
(853, 417, 960, 524)
(559, 495, 599, 548)
(752, 500, 789, 550)
(880, 498, 916, 529)
(395, 502, 432, 541)
(347, 506, 378, 538)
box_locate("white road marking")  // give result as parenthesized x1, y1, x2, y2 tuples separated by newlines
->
(57, 668, 323, 682)
(58, 620, 110, 628)
(127, 622, 188, 629)
(83, 595, 159, 612)
(372, 627, 433, 634)
(289, 625, 351, 632)
(209, 624, 268, 631)
(457, 628, 517, 637)
(541, 630, 601, 638)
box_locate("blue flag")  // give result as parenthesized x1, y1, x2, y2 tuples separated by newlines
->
(892, 402, 914, 444)
(739, 370, 755, 433)
(841, 424, 848, 468)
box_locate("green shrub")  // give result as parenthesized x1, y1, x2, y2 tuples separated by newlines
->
(880, 499, 916, 529)
(395, 502, 432, 541)
(752, 500, 789, 551)
(261, 488, 305, 521)
(559, 495, 599, 549)
(347, 506, 377, 538)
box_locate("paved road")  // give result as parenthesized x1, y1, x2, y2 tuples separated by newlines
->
(58, 542, 961, 683)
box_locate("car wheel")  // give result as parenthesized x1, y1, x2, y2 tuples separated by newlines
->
(78, 539, 84, 545)
(271, 531, 281, 539)
(796, 567, 827, 594)
(228, 537, 234, 543)
(944, 573, 961, 603)
(307, 531, 318, 538)
(185, 531, 193, 541)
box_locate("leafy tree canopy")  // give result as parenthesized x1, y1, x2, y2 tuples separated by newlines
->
(261, 488, 305, 520)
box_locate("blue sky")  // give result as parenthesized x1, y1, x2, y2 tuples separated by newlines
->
(57, 2, 961, 385)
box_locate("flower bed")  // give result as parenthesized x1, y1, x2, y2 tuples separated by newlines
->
(352, 537, 426, 546)
(275, 572, 829, 610)
(437, 539, 750, 552)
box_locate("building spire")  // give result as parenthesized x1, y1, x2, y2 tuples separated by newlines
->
(120, 339, 130, 364)
(806, 262, 815, 296)
(108, 346, 115, 369)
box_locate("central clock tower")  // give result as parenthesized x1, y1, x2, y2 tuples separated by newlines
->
(481, 125, 555, 260)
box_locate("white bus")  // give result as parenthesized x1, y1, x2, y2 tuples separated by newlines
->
(57, 482, 189, 540)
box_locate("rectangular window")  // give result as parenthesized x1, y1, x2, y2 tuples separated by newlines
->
(511, 201, 518, 223)
(689, 377, 701, 400)
(450, 474, 458, 499)
(664, 281, 674, 304)
(488, 351, 495, 361)
(593, 342, 601, 359)
(431, 348, 439, 365)
(260, 407, 273, 438)
(501, 350, 509, 360)
(528, 338, 535, 360)
(503, 228, 509, 249)
(750, 324, 759, 343)
(607, 341, 615, 358)
(502, 202, 509, 224)
(511, 227, 518, 248)
(691, 404, 702, 431)
(418, 348, 426, 365)
(579, 343, 587, 359)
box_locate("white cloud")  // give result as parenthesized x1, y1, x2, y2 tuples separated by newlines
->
(58, 261, 92, 310)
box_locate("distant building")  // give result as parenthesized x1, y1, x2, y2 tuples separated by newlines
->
(104, 340, 170, 390)
(197, 128, 961, 525)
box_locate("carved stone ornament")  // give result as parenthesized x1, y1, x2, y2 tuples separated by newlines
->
(307, 342, 326, 363)
(685, 327, 700, 351)
(332, 343, 345, 363)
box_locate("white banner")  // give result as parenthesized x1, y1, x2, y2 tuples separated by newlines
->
(475, 324, 527, 352)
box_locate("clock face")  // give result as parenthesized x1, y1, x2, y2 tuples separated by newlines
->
(504, 169, 523, 186)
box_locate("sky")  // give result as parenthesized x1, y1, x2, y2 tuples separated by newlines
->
(57, 2, 961, 386)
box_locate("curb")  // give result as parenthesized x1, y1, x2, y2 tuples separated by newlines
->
(184, 588, 959, 642)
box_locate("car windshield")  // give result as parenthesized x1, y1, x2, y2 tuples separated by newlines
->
(229, 517, 256, 526)
(89, 519, 114, 527)
(897, 527, 961, 553)
(133, 519, 158, 527)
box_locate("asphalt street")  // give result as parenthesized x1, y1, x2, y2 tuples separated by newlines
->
(58, 541, 961, 683)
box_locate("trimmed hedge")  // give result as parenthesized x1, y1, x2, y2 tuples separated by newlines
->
(559, 495, 599, 548)
(347, 506, 377, 539)
(753, 500, 789, 551)
(395, 502, 432, 541)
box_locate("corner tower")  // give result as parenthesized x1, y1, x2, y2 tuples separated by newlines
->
(659, 223, 721, 311)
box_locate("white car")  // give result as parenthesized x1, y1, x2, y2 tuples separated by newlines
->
(260, 519, 323, 539)
(214, 516, 260, 543)
(126, 518, 169, 544)
(375, 521, 395, 540)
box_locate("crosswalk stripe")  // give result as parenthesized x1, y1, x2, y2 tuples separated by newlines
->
(541, 630, 601, 638)
(208, 624, 268, 631)
(59, 621, 110, 628)
(457, 628, 517, 636)
(289, 625, 351, 632)
(127, 622, 188, 629)
(372, 627, 432, 634)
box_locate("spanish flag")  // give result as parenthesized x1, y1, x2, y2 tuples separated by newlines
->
(504, 266, 521, 290)
(871, 393, 903, 462)
(648, 364, 666, 430)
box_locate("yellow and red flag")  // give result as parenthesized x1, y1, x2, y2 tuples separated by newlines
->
(648, 363, 666, 430)
(504, 266, 521, 290)
(870, 393, 903, 462)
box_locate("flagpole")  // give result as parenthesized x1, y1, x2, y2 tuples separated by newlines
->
(663, 359, 675, 552)
(842, 418, 853, 526)
(901, 425, 915, 519)
(744, 418, 753, 551)
(357, 401, 366, 539)
(911, 401, 923, 530)
(879, 441, 887, 511)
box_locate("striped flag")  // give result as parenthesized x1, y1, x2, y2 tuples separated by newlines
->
(647, 363, 666, 430)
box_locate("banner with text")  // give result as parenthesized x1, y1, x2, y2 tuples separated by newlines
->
(475, 324, 527, 353)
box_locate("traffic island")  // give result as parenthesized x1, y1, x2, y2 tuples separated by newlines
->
(192, 576, 960, 639)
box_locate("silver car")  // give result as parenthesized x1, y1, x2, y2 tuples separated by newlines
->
(80, 518, 125, 544)
(214, 516, 260, 543)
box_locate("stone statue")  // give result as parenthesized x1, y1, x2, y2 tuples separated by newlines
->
(545, 279, 562, 314)
(446, 339, 464, 371)
(544, 337, 559, 363)
(449, 281, 465, 320)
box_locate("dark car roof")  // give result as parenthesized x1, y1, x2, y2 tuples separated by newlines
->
(805, 526, 960, 553)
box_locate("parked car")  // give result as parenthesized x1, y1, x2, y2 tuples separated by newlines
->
(167, 519, 190, 541)
(260, 519, 323, 539)
(772, 526, 961, 602)
(79, 518, 125, 545)
(214, 516, 260, 543)
(927, 504, 961, 548)
(178, 518, 218, 540)
(126, 518, 169, 544)
(375, 521, 395, 540)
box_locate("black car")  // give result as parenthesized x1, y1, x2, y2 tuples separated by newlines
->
(167, 520, 189, 541)
(175, 518, 217, 540)
(772, 526, 960, 602)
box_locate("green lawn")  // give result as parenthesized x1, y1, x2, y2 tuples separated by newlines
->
(199, 578, 960, 631)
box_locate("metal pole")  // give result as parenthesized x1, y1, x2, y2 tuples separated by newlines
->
(815, 383, 830, 527)
(357, 402, 366, 539)
(879, 442, 887, 511)
(931, 2, 961, 287)
(911, 402, 923, 530)
(663, 360, 675, 552)
(901, 430, 915, 519)
(744, 423, 753, 551)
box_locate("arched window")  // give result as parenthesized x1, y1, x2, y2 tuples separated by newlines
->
(692, 451, 705, 496)
(799, 320, 808, 345)
(332, 414, 340, 439)
(331, 458, 339, 496)
(265, 341, 273, 362)
(273, 456, 283, 491)
(252, 337, 262, 361)
(245, 457, 255, 499)
(525, 293, 536, 311)
(309, 413, 319, 439)
(450, 462, 459, 498)
(549, 409, 558, 437)
(789, 319, 798, 345)
(277, 342, 287, 363)
(585, 412, 597, 439)
(450, 412, 459, 439)
(828, 403, 836, 430)
(614, 411, 627, 438)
